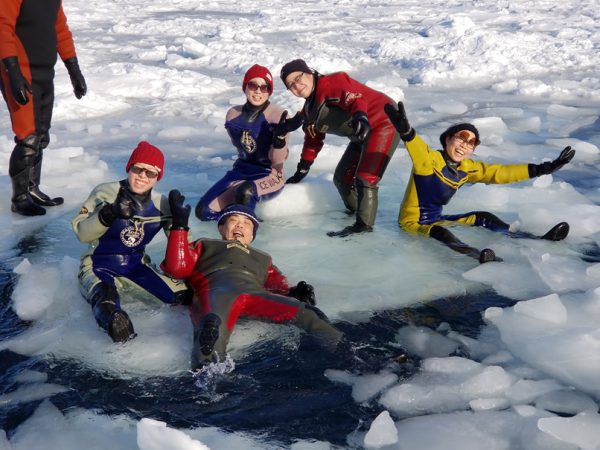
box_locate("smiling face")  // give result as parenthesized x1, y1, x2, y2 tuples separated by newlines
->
(444, 129, 478, 163)
(285, 71, 314, 99)
(127, 163, 159, 194)
(245, 77, 271, 107)
(218, 213, 255, 245)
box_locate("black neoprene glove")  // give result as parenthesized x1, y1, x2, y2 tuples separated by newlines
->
(384, 101, 415, 141)
(168, 189, 191, 229)
(98, 186, 136, 226)
(350, 111, 371, 143)
(288, 281, 316, 306)
(528, 146, 576, 177)
(63, 57, 87, 99)
(272, 111, 304, 149)
(2, 57, 31, 105)
(286, 159, 313, 184)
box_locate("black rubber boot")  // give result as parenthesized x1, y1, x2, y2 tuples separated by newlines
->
(191, 313, 222, 369)
(9, 136, 46, 216)
(327, 180, 377, 237)
(542, 222, 569, 241)
(479, 248, 502, 264)
(89, 283, 135, 343)
(355, 179, 378, 231)
(234, 181, 258, 208)
(29, 149, 64, 207)
(108, 310, 135, 343)
(335, 183, 358, 214)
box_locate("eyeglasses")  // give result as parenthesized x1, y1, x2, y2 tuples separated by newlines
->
(247, 81, 270, 93)
(453, 131, 479, 149)
(130, 165, 159, 179)
(286, 72, 304, 90)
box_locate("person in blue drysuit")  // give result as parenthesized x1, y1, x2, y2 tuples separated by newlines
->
(195, 64, 302, 220)
(72, 141, 193, 342)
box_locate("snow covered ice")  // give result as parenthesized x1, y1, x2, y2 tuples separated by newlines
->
(1, 0, 600, 449)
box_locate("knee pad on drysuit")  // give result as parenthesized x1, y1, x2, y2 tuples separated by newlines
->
(9, 135, 40, 177)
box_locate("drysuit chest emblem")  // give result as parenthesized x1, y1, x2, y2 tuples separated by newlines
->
(241, 130, 257, 154)
(227, 241, 250, 254)
(120, 223, 145, 247)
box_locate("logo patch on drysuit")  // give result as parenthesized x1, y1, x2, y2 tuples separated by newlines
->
(240, 130, 257, 154)
(120, 222, 145, 247)
(343, 92, 363, 106)
(227, 241, 250, 254)
(305, 122, 318, 138)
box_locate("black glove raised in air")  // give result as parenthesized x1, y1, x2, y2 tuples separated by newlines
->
(288, 281, 316, 306)
(286, 159, 313, 184)
(2, 57, 31, 105)
(528, 146, 575, 177)
(384, 101, 415, 141)
(350, 111, 371, 144)
(168, 189, 191, 229)
(272, 111, 304, 149)
(99, 186, 136, 226)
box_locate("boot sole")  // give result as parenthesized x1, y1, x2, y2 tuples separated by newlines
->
(11, 203, 46, 216)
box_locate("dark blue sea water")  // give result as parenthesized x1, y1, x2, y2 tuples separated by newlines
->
(0, 240, 519, 447)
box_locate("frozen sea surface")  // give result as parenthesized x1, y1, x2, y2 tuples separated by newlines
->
(1, 0, 600, 448)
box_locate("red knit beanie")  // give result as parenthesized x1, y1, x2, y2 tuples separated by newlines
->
(242, 64, 273, 95)
(126, 141, 165, 180)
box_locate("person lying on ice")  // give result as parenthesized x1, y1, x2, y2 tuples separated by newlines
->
(72, 142, 193, 342)
(384, 101, 575, 263)
(162, 194, 344, 369)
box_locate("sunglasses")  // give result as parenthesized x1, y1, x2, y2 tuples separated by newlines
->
(247, 81, 270, 93)
(130, 165, 159, 179)
(453, 131, 480, 149)
(286, 72, 304, 90)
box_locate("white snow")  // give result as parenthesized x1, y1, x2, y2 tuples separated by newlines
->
(1, 0, 599, 448)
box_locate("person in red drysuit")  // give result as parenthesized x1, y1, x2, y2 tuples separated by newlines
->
(281, 59, 400, 237)
(162, 192, 343, 369)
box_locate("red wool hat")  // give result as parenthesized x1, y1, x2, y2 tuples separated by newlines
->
(242, 64, 273, 95)
(126, 141, 165, 180)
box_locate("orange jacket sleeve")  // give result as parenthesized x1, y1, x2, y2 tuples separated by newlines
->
(0, 0, 21, 59)
(56, 2, 76, 61)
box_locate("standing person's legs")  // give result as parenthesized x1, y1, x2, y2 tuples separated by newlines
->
(1, 61, 46, 215)
(353, 123, 400, 229)
(28, 66, 63, 207)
